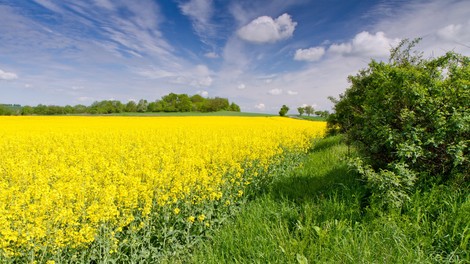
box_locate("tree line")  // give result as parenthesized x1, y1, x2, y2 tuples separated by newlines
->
(0, 93, 241, 115)
(278, 104, 330, 118)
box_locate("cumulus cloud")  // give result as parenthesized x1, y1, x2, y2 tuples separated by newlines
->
(237, 83, 246, 90)
(0, 69, 18, 80)
(237, 13, 297, 44)
(294, 47, 325, 62)
(329, 31, 400, 57)
(268, 88, 282, 95)
(254, 103, 265, 110)
(436, 22, 470, 43)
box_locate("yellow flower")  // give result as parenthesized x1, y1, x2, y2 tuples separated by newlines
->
(197, 214, 206, 222)
(0, 116, 325, 256)
(187, 216, 195, 223)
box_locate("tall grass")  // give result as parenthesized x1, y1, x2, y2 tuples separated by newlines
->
(184, 136, 470, 263)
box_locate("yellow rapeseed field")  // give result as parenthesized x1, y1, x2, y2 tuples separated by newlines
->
(0, 116, 325, 259)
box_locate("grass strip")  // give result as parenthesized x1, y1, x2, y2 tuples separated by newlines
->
(181, 136, 469, 263)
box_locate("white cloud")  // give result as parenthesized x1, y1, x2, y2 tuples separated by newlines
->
(237, 83, 246, 90)
(254, 103, 265, 110)
(436, 22, 470, 43)
(179, 0, 214, 37)
(204, 52, 219, 58)
(237, 13, 297, 44)
(0, 69, 18, 80)
(32, 0, 64, 13)
(137, 64, 213, 87)
(287, 90, 298, 95)
(294, 47, 325, 62)
(268, 88, 282, 95)
(193, 76, 213, 87)
(93, 0, 114, 10)
(197, 90, 209, 97)
(329, 31, 400, 57)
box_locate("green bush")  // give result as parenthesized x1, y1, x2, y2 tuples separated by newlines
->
(328, 39, 469, 207)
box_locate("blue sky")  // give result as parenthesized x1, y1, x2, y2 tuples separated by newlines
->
(1, 0, 469, 113)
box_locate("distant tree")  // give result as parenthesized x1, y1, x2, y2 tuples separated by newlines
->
(190, 94, 205, 103)
(154, 100, 165, 112)
(0, 105, 12, 115)
(297, 107, 305, 116)
(73, 104, 88, 114)
(147, 101, 157, 112)
(190, 94, 206, 111)
(177, 94, 192, 112)
(21, 105, 34, 115)
(125, 101, 137, 112)
(229, 102, 241, 112)
(204, 97, 229, 112)
(161, 93, 178, 112)
(137, 99, 148, 112)
(279, 105, 289, 116)
(304, 105, 314, 116)
(315, 110, 330, 118)
(111, 100, 124, 113)
(34, 104, 48, 115)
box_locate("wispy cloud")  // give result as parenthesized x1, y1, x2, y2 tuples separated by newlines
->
(179, 0, 215, 38)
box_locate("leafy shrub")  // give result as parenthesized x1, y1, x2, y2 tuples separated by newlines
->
(329, 39, 469, 208)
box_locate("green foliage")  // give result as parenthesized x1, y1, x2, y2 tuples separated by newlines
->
(350, 158, 416, 211)
(304, 105, 314, 116)
(0, 105, 13, 115)
(229, 102, 241, 112)
(314, 110, 330, 118)
(279, 105, 289, 116)
(297, 107, 305, 116)
(328, 39, 470, 205)
(2, 93, 242, 115)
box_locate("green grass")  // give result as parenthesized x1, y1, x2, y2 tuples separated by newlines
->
(178, 136, 470, 264)
(289, 115, 327, 122)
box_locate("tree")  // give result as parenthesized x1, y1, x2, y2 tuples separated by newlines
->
(203, 97, 229, 112)
(315, 110, 330, 118)
(176, 94, 192, 112)
(136, 99, 148, 112)
(73, 104, 88, 114)
(125, 101, 137, 112)
(229, 102, 241, 112)
(279, 105, 289, 116)
(21, 105, 34, 115)
(304, 105, 314, 116)
(297, 107, 305, 116)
